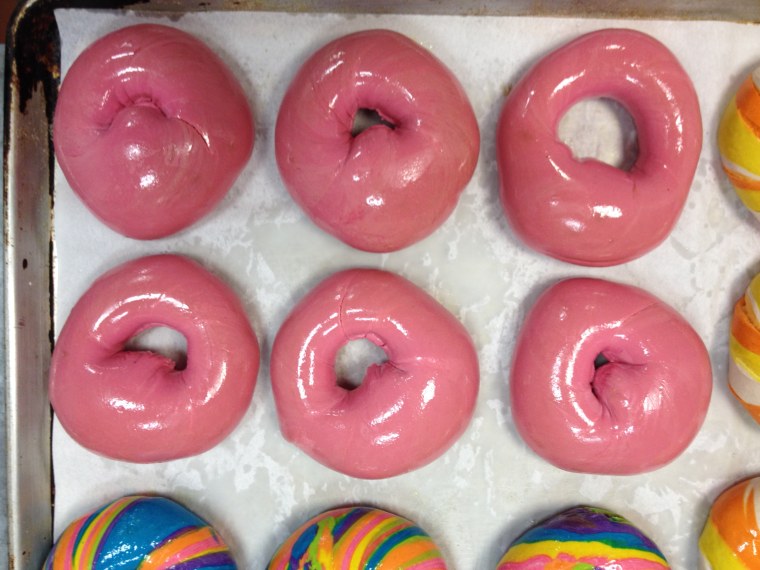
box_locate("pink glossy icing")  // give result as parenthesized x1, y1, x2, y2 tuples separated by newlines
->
(497, 28, 702, 266)
(510, 278, 711, 474)
(49, 254, 259, 462)
(275, 29, 480, 253)
(270, 268, 479, 478)
(54, 24, 254, 239)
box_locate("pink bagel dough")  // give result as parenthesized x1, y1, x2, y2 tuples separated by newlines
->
(497, 28, 702, 266)
(275, 29, 480, 253)
(270, 268, 479, 478)
(510, 278, 711, 475)
(49, 254, 259, 463)
(53, 24, 254, 239)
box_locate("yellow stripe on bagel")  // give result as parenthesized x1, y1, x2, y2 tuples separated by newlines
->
(729, 335, 760, 385)
(699, 520, 747, 570)
(499, 540, 668, 565)
(719, 98, 760, 179)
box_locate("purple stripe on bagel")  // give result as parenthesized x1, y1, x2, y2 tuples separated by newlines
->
(169, 551, 236, 569)
(157, 525, 197, 548)
(537, 507, 661, 551)
(332, 508, 369, 542)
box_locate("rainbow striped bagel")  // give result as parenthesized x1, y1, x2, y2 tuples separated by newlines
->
(699, 476, 760, 569)
(267, 506, 447, 569)
(497, 506, 669, 569)
(729, 273, 760, 424)
(44, 495, 236, 569)
(719, 67, 760, 219)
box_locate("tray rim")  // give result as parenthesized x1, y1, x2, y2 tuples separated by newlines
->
(4, 1, 760, 568)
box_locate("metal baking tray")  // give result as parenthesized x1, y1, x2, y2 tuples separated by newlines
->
(5, 1, 760, 568)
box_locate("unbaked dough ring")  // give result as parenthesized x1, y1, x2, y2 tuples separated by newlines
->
(497, 28, 702, 266)
(49, 254, 259, 463)
(270, 268, 479, 478)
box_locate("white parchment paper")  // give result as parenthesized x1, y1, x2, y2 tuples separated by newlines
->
(51, 9, 760, 569)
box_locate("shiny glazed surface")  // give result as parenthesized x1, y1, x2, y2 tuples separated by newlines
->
(267, 506, 447, 569)
(718, 67, 760, 221)
(497, 28, 702, 266)
(510, 278, 712, 474)
(275, 29, 480, 252)
(270, 268, 479, 479)
(497, 506, 670, 569)
(699, 476, 760, 570)
(53, 24, 254, 239)
(49, 254, 259, 463)
(728, 273, 760, 424)
(45, 495, 237, 569)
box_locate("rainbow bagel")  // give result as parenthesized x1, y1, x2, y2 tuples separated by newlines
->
(267, 506, 447, 569)
(497, 506, 670, 569)
(699, 477, 760, 569)
(44, 495, 236, 569)
(728, 273, 760, 424)
(718, 68, 760, 219)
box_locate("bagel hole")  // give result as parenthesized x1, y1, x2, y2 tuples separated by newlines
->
(335, 338, 388, 390)
(125, 326, 188, 371)
(591, 354, 611, 400)
(557, 97, 638, 171)
(594, 353, 610, 369)
(351, 108, 395, 136)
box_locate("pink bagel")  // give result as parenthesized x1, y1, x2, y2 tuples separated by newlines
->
(497, 29, 702, 266)
(54, 24, 254, 239)
(510, 278, 711, 474)
(275, 29, 480, 253)
(270, 268, 479, 478)
(49, 254, 259, 462)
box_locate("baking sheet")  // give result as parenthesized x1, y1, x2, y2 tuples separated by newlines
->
(50, 9, 760, 569)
